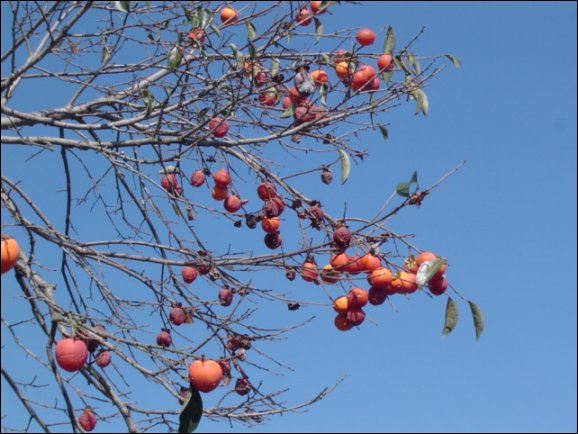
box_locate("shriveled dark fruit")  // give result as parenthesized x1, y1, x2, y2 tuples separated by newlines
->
(190, 170, 205, 187)
(197, 264, 211, 275)
(346, 308, 366, 326)
(78, 408, 97, 432)
(245, 214, 257, 229)
(156, 330, 172, 347)
(262, 197, 285, 218)
(307, 204, 324, 223)
(82, 325, 106, 353)
(285, 268, 296, 281)
(368, 286, 388, 306)
(332, 226, 352, 249)
(321, 167, 333, 184)
(219, 288, 234, 306)
(264, 231, 282, 249)
(169, 307, 186, 326)
(95, 350, 112, 368)
(218, 358, 231, 376)
(257, 182, 277, 200)
(235, 378, 251, 396)
(226, 336, 239, 352)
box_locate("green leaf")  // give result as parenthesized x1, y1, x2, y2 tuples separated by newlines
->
(199, 7, 212, 29)
(270, 58, 280, 78)
(442, 297, 459, 336)
(413, 89, 429, 116)
(338, 149, 351, 184)
(210, 23, 221, 37)
(246, 22, 257, 41)
(285, 30, 292, 44)
(408, 52, 420, 75)
(248, 40, 256, 59)
(319, 83, 328, 106)
(321, 53, 331, 64)
(115, 1, 130, 13)
(280, 104, 295, 119)
(394, 55, 411, 75)
(383, 26, 395, 53)
(444, 53, 461, 68)
(167, 45, 182, 70)
(178, 385, 203, 433)
(416, 258, 444, 287)
(101, 46, 111, 64)
(378, 124, 388, 143)
(141, 89, 154, 117)
(409, 171, 418, 185)
(314, 17, 323, 42)
(380, 70, 393, 83)
(468, 301, 484, 341)
(395, 182, 410, 197)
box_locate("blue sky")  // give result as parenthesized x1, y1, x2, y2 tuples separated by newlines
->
(1, 2, 576, 433)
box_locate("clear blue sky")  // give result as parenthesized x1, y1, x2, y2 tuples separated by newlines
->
(1, 2, 576, 433)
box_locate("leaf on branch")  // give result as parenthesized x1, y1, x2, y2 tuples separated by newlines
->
(416, 258, 444, 287)
(314, 17, 323, 42)
(381, 70, 393, 83)
(248, 40, 257, 59)
(444, 53, 462, 68)
(271, 58, 280, 78)
(378, 124, 388, 143)
(319, 83, 328, 106)
(280, 104, 295, 119)
(178, 385, 202, 433)
(199, 7, 213, 29)
(115, 1, 130, 13)
(442, 297, 459, 336)
(338, 149, 351, 184)
(246, 22, 257, 41)
(168, 45, 182, 71)
(394, 55, 411, 75)
(408, 52, 420, 75)
(101, 46, 111, 64)
(395, 182, 410, 197)
(210, 23, 221, 37)
(468, 301, 484, 340)
(413, 89, 429, 116)
(409, 171, 418, 184)
(383, 26, 396, 53)
(141, 89, 154, 117)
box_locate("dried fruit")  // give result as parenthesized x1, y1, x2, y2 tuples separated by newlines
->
(334, 313, 353, 331)
(257, 182, 277, 201)
(264, 231, 282, 249)
(332, 225, 352, 249)
(235, 377, 251, 396)
(321, 167, 333, 184)
(218, 287, 234, 306)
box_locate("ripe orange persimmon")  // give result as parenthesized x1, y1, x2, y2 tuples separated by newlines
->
(378, 53, 394, 71)
(321, 264, 339, 284)
(55, 338, 89, 372)
(310, 69, 328, 85)
(330, 252, 349, 271)
(213, 169, 231, 187)
(188, 359, 223, 393)
(416, 251, 437, 267)
(261, 217, 280, 233)
(332, 296, 349, 314)
(300, 260, 318, 282)
(355, 28, 375, 46)
(369, 267, 392, 289)
(335, 62, 352, 80)
(347, 287, 368, 308)
(342, 254, 362, 275)
(310, 1, 328, 14)
(211, 186, 228, 201)
(1, 236, 20, 274)
(360, 253, 381, 272)
(220, 7, 238, 25)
